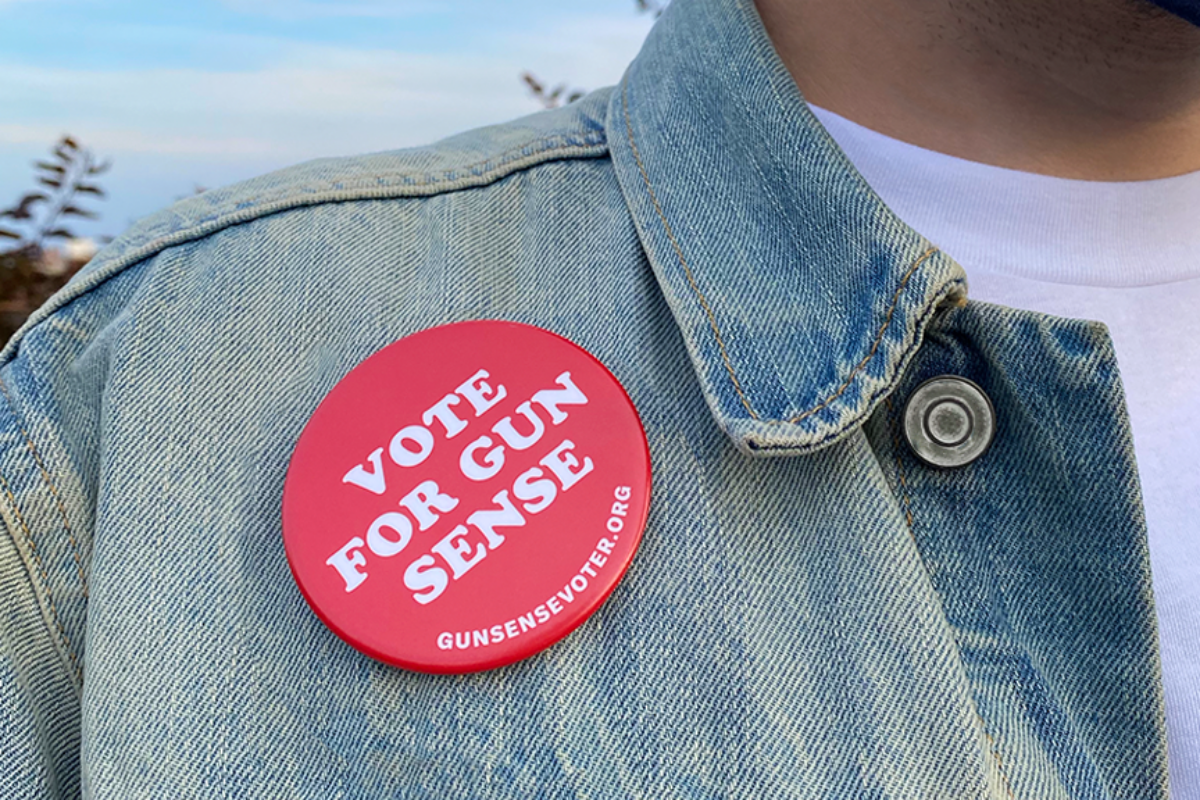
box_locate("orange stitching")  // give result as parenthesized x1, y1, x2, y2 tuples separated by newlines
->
(883, 395, 915, 532)
(214, 134, 608, 209)
(0, 469, 83, 684)
(6, 131, 611, 363)
(381, 134, 605, 187)
(786, 248, 938, 424)
(0, 377, 88, 598)
(621, 73, 945, 427)
(621, 77, 760, 420)
(261, 133, 608, 199)
(886, 393, 1014, 796)
(982, 728, 1016, 799)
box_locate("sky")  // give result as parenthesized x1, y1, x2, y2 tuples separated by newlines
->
(0, 0, 659, 241)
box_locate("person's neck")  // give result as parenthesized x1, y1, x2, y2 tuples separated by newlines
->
(754, 0, 1200, 180)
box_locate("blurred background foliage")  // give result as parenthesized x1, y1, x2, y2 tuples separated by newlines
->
(0, 136, 108, 345)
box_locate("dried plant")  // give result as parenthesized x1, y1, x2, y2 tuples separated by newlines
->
(520, 72, 586, 110)
(0, 135, 110, 249)
(0, 136, 110, 345)
(520, 0, 668, 109)
(634, 0, 667, 16)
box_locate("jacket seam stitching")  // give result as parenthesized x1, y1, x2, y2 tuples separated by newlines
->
(884, 395, 917, 533)
(884, 395, 1015, 797)
(783, 247, 938, 424)
(0, 377, 88, 599)
(622, 73, 945, 428)
(742, 276, 966, 453)
(0, 468, 83, 687)
(621, 75, 760, 420)
(983, 728, 1016, 799)
(3, 132, 609, 364)
(131, 131, 607, 240)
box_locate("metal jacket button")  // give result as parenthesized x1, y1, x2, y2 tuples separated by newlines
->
(901, 375, 995, 469)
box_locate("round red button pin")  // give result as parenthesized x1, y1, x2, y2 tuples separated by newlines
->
(282, 320, 651, 674)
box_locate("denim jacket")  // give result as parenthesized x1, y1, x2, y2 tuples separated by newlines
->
(0, 0, 1170, 796)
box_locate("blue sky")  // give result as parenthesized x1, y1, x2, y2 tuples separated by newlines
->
(0, 0, 658, 240)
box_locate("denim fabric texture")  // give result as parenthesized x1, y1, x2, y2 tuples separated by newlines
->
(0, 0, 1170, 796)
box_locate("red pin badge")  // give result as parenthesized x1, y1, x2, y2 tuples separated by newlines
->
(282, 320, 651, 673)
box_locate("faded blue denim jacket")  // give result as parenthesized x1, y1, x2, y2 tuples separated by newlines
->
(0, 0, 1171, 796)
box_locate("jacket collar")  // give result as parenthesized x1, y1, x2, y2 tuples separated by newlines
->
(607, 0, 969, 456)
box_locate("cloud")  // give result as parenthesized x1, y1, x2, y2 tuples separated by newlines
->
(504, 14, 656, 86)
(0, 13, 653, 160)
(0, 123, 279, 157)
(0, 8, 658, 235)
(216, 0, 443, 20)
(0, 53, 529, 160)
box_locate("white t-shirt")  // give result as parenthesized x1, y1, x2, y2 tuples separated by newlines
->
(810, 104, 1200, 798)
